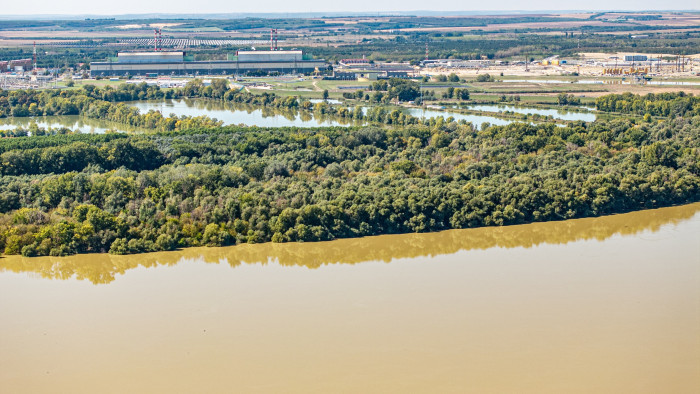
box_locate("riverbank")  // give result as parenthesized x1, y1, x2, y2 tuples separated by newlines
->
(1, 90, 698, 258)
(2, 202, 699, 283)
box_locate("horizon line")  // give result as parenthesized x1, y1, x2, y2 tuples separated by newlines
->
(1, 9, 699, 20)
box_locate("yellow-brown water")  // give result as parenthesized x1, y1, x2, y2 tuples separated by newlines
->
(1, 203, 699, 393)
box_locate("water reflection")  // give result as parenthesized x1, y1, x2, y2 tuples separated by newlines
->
(0, 115, 142, 134)
(405, 108, 515, 129)
(2, 203, 698, 284)
(465, 104, 597, 122)
(129, 99, 363, 128)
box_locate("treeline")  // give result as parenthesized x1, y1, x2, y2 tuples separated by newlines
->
(304, 32, 700, 63)
(0, 125, 77, 138)
(0, 114, 697, 257)
(596, 92, 700, 117)
(0, 84, 472, 129)
(0, 86, 223, 131)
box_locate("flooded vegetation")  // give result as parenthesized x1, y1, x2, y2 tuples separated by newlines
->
(404, 103, 597, 127)
(403, 107, 516, 128)
(0, 101, 596, 134)
(0, 115, 142, 134)
(464, 104, 597, 122)
(131, 99, 571, 130)
(129, 99, 362, 128)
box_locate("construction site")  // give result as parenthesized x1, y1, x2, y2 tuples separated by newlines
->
(419, 52, 698, 79)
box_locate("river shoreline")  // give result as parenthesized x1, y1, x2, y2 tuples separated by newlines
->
(2, 202, 698, 282)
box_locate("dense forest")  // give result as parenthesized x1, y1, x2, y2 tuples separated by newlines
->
(595, 92, 700, 117)
(0, 87, 698, 256)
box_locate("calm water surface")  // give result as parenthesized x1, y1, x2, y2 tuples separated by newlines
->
(0, 115, 140, 134)
(405, 108, 516, 128)
(129, 99, 358, 128)
(130, 100, 549, 130)
(1, 203, 699, 393)
(465, 104, 597, 122)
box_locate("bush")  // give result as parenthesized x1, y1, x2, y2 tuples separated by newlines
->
(475, 73, 494, 82)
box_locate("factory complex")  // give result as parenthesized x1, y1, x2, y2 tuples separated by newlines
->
(90, 50, 326, 77)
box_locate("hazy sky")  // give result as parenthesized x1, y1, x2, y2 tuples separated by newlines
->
(2, 0, 698, 15)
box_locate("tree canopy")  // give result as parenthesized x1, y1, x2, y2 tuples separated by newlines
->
(0, 110, 697, 257)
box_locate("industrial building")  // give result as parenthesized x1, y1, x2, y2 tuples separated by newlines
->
(625, 55, 648, 62)
(0, 59, 33, 73)
(421, 59, 491, 69)
(327, 60, 416, 81)
(90, 50, 326, 77)
(325, 70, 414, 81)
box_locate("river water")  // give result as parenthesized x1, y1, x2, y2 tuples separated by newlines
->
(129, 99, 359, 128)
(1, 203, 699, 393)
(405, 108, 516, 128)
(0, 115, 141, 134)
(464, 104, 597, 122)
(136, 100, 549, 130)
(0, 100, 594, 135)
(131, 100, 589, 130)
(0, 100, 358, 133)
(405, 105, 595, 127)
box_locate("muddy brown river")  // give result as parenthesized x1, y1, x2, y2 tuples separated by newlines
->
(1, 203, 699, 393)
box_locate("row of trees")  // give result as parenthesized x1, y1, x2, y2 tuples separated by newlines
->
(595, 92, 700, 117)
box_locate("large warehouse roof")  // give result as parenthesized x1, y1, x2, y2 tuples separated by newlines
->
(236, 50, 303, 62)
(92, 49, 324, 76)
(117, 52, 184, 63)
